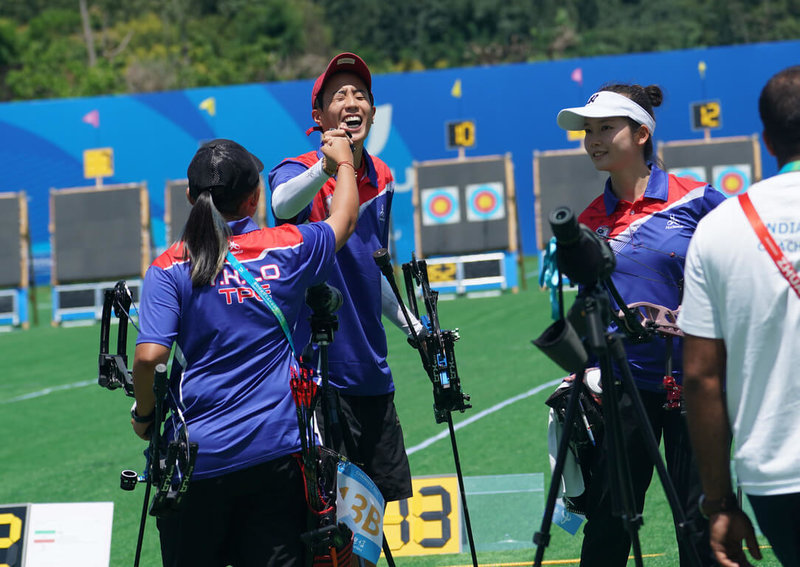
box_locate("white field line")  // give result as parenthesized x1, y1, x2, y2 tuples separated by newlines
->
(406, 378, 562, 455)
(1, 379, 95, 404)
(4, 377, 564, 456)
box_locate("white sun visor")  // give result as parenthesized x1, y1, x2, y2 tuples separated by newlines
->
(557, 91, 656, 134)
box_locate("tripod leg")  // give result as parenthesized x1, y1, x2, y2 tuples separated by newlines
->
(133, 480, 151, 567)
(381, 534, 396, 567)
(596, 352, 645, 567)
(608, 336, 705, 567)
(533, 371, 587, 567)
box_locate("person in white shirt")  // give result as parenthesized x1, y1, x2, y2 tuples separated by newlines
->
(679, 65, 800, 567)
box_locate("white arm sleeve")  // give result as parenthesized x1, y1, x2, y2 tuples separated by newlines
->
(271, 159, 330, 219)
(381, 276, 426, 337)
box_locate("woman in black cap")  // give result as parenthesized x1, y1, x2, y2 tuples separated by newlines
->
(130, 136, 357, 566)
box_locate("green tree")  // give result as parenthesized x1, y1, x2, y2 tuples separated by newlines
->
(1, 0, 799, 101)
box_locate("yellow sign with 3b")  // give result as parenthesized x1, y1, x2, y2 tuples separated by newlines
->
(384, 474, 462, 556)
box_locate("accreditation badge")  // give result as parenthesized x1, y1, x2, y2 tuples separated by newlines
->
(336, 460, 385, 564)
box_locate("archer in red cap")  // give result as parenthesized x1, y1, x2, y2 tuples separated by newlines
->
(310, 52, 373, 110)
(307, 52, 375, 176)
(267, 53, 419, 549)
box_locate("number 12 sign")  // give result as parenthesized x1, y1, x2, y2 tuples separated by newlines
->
(384, 475, 462, 557)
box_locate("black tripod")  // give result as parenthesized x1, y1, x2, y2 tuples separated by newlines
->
(304, 283, 398, 567)
(533, 283, 704, 567)
(305, 283, 349, 452)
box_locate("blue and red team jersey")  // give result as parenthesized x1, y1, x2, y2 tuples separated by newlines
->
(136, 217, 336, 479)
(268, 148, 394, 396)
(578, 164, 725, 391)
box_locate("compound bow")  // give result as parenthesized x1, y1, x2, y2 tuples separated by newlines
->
(97, 280, 197, 567)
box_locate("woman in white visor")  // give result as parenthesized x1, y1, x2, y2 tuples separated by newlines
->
(556, 84, 725, 567)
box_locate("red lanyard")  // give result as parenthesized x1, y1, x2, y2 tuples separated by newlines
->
(738, 192, 800, 299)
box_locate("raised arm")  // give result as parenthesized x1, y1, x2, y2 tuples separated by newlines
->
(271, 127, 353, 220)
(322, 131, 358, 250)
(271, 160, 330, 220)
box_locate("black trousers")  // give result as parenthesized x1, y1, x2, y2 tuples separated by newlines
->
(317, 390, 413, 502)
(748, 491, 800, 566)
(580, 389, 715, 566)
(157, 454, 307, 567)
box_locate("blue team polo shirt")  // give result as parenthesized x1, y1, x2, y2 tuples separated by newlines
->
(578, 165, 725, 391)
(136, 216, 336, 479)
(269, 148, 395, 396)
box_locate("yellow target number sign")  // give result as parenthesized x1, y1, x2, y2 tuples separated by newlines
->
(384, 475, 461, 557)
(83, 147, 114, 179)
(0, 508, 25, 567)
(446, 120, 476, 149)
(691, 100, 722, 130)
(427, 262, 457, 283)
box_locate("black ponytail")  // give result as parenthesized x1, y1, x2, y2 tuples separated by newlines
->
(183, 138, 264, 286)
(181, 190, 232, 287)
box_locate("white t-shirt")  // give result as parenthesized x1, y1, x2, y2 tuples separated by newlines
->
(679, 171, 800, 496)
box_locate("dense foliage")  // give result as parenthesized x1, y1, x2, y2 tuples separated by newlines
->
(1, 0, 799, 101)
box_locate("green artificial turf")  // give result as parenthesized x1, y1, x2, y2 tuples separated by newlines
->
(0, 274, 780, 566)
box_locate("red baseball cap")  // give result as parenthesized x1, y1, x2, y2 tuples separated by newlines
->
(311, 52, 373, 110)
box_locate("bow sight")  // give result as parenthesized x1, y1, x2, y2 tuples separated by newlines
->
(373, 248, 478, 567)
(373, 249, 471, 423)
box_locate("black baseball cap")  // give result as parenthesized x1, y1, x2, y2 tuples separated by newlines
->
(187, 139, 264, 200)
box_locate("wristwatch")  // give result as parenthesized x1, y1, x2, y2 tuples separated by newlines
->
(698, 492, 739, 519)
(130, 404, 155, 424)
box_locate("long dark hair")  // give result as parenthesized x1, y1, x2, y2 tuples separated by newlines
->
(182, 138, 263, 287)
(181, 190, 234, 287)
(182, 182, 260, 287)
(601, 83, 663, 164)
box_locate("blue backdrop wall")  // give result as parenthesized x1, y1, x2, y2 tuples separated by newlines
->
(1, 39, 797, 283)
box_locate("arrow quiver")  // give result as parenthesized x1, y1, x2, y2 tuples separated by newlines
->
(290, 361, 354, 566)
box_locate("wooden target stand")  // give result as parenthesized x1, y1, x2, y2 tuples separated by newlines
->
(49, 182, 150, 325)
(412, 153, 523, 296)
(0, 191, 33, 329)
